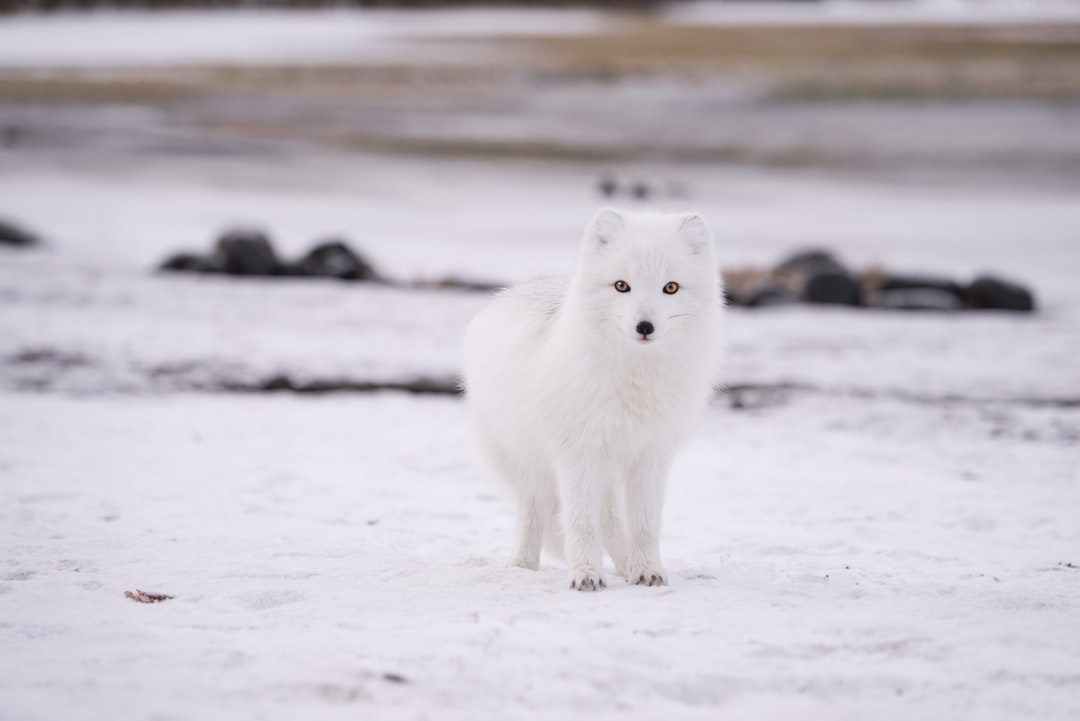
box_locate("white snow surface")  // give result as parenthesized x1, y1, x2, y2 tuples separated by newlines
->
(4, 2, 1080, 69)
(1, 151, 1079, 719)
(669, 0, 1080, 25)
(1, 391, 1078, 720)
(0, 8, 604, 68)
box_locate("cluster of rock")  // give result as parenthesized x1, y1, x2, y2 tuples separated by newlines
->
(0, 215, 1041, 314)
(159, 229, 503, 292)
(159, 234, 1035, 312)
(723, 249, 1035, 312)
(160, 229, 380, 280)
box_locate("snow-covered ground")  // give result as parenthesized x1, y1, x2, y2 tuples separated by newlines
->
(1, 387, 1078, 720)
(2, 149, 1079, 719)
(0, 7, 606, 67)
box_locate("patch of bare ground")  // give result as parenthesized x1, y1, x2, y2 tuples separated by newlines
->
(506, 22, 1080, 99)
(124, 589, 174, 604)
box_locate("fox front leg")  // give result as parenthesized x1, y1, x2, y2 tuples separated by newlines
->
(555, 459, 606, 592)
(625, 456, 670, 587)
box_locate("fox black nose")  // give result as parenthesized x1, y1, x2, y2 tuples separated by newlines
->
(636, 320, 655, 337)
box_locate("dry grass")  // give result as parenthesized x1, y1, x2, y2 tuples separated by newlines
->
(0, 65, 505, 104)
(504, 21, 1080, 99)
(195, 115, 849, 164)
(4, 22, 1080, 105)
(124, 589, 174, 604)
(0, 72, 202, 104)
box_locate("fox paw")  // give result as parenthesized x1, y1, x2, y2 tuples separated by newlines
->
(628, 566, 667, 587)
(568, 567, 606, 592)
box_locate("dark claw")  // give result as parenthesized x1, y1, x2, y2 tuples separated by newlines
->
(571, 576, 604, 592)
(632, 573, 666, 587)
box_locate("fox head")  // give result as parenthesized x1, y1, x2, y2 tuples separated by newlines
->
(570, 208, 722, 347)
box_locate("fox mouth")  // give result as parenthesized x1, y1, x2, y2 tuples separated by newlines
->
(635, 320, 655, 342)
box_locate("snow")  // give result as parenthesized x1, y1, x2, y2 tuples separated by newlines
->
(1, 390, 1077, 719)
(669, 0, 1080, 26)
(0, 8, 604, 68)
(2, 5, 1080, 715)
(2, 151, 1078, 719)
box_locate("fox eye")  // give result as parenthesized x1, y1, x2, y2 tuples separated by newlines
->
(663, 281, 680, 295)
(614, 280, 631, 293)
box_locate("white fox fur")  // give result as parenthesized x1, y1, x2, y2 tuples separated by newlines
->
(462, 209, 724, 591)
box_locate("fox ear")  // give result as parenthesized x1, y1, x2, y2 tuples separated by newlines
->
(678, 213, 712, 256)
(587, 208, 624, 249)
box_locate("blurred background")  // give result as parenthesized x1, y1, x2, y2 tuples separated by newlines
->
(2, 0, 1079, 396)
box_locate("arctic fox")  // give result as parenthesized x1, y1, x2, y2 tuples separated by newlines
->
(462, 209, 723, 591)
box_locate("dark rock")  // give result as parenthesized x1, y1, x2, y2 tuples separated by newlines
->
(630, 182, 650, 200)
(159, 253, 223, 274)
(747, 285, 799, 308)
(261, 374, 296, 391)
(598, 177, 618, 197)
(873, 288, 964, 312)
(213, 229, 280, 276)
(804, 271, 861, 306)
(293, 240, 378, 281)
(0, 219, 40, 247)
(966, 276, 1035, 312)
(773, 248, 847, 277)
(272, 263, 310, 277)
(880, 274, 964, 301)
(773, 248, 859, 304)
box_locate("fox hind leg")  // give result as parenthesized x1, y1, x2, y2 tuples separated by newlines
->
(509, 493, 544, 571)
